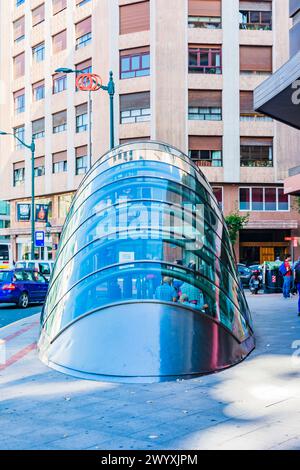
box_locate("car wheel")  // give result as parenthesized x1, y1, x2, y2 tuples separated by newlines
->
(18, 292, 29, 309)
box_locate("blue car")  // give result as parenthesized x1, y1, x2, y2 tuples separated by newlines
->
(0, 269, 49, 308)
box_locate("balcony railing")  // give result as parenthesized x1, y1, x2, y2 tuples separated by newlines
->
(240, 22, 272, 31)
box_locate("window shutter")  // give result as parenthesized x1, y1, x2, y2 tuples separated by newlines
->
(189, 136, 222, 150)
(75, 17, 91, 38)
(32, 4, 45, 26)
(34, 156, 45, 168)
(53, 151, 67, 163)
(189, 90, 222, 107)
(240, 46, 272, 72)
(120, 92, 150, 112)
(32, 118, 45, 133)
(240, 91, 254, 113)
(76, 146, 88, 157)
(14, 161, 25, 170)
(76, 103, 88, 116)
(14, 53, 25, 78)
(120, 46, 149, 56)
(32, 80, 44, 90)
(76, 59, 92, 71)
(53, 110, 67, 127)
(188, 0, 221, 16)
(120, 1, 150, 35)
(240, 137, 273, 146)
(239, 1, 272, 11)
(14, 89, 25, 99)
(53, 0, 66, 15)
(14, 16, 25, 40)
(53, 30, 67, 53)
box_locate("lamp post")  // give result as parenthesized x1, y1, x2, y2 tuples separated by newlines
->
(55, 68, 115, 169)
(0, 131, 36, 260)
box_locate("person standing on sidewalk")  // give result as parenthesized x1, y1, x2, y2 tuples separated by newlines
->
(294, 258, 300, 316)
(280, 254, 293, 299)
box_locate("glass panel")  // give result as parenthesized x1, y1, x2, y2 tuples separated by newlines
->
(265, 188, 276, 211)
(240, 188, 250, 211)
(121, 57, 130, 72)
(252, 188, 264, 211)
(142, 54, 150, 69)
(278, 189, 289, 211)
(131, 56, 140, 70)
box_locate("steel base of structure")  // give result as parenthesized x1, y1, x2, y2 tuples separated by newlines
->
(38, 302, 255, 384)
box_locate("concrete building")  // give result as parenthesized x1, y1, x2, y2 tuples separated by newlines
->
(255, 0, 300, 205)
(0, 0, 299, 263)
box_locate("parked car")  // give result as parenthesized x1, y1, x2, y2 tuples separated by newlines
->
(15, 260, 54, 281)
(0, 269, 49, 308)
(237, 263, 252, 288)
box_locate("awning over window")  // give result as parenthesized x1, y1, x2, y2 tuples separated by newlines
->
(188, 0, 221, 16)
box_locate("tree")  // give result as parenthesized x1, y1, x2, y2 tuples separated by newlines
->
(225, 212, 249, 246)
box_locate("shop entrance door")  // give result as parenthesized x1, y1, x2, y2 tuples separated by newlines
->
(260, 247, 274, 264)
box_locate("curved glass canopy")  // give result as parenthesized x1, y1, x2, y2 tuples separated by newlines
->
(39, 141, 255, 382)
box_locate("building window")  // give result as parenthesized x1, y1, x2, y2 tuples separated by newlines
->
(119, 1, 150, 35)
(32, 118, 45, 139)
(189, 47, 222, 74)
(120, 50, 150, 79)
(53, 152, 67, 174)
(58, 193, 73, 218)
(53, 161, 67, 173)
(53, 110, 67, 133)
(32, 42, 45, 62)
(33, 81, 45, 101)
(120, 92, 150, 123)
(240, 91, 272, 121)
(240, 138, 273, 167)
(188, 16, 221, 29)
(53, 74, 67, 94)
(76, 0, 91, 6)
(13, 165, 25, 186)
(53, 0, 67, 15)
(239, 187, 289, 212)
(34, 157, 45, 177)
(75, 17, 91, 49)
(75, 146, 88, 175)
(212, 187, 223, 210)
(76, 32, 92, 49)
(14, 90, 25, 113)
(240, 46, 272, 74)
(240, 10, 272, 30)
(32, 4, 45, 27)
(14, 16, 25, 42)
(52, 30, 67, 53)
(16, 0, 25, 6)
(189, 150, 223, 167)
(188, 107, 222, 121)
(76, 103, 88, 133)
(14, 126, 25, 149)
(75, 155, 88, 175)
(14, 52, 25, 78)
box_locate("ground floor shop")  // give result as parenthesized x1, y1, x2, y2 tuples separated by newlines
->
(0, 192, 73, 262)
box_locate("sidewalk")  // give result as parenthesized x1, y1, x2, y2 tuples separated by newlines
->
(0, 293, 300, 450)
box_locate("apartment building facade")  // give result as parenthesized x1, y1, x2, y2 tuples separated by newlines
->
(0, 0, 299, 263)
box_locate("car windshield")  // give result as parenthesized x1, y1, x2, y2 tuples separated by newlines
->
(0, 271, 11, 282)
(16, 262, 26, 269)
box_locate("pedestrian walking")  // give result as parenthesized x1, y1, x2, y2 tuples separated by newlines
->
(280, 254, 293, 299)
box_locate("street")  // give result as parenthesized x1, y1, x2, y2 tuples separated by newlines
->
(1, 292, 300, 450)
(0, 304, 42, 328)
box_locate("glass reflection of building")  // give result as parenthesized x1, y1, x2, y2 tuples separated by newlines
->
(38, 141, 255, 382)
